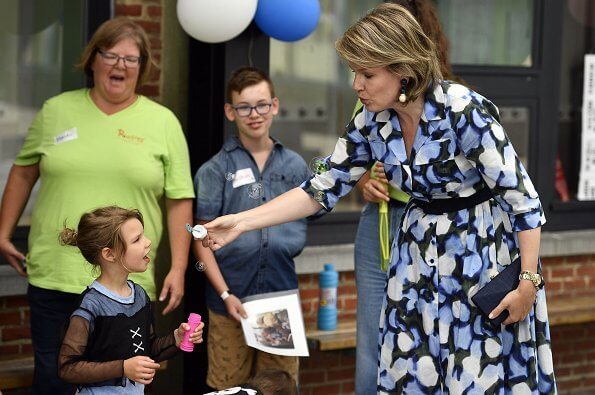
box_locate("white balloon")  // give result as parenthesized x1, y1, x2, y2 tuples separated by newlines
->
(177, 0, 257, 44)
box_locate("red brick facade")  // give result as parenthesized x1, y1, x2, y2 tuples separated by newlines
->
(294, 255, 595, 394)
(114, 0, 163, 100)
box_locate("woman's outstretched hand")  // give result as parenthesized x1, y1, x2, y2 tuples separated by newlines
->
(202, 214, 244, 251)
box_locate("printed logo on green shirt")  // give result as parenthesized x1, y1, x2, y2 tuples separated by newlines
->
(117, 129, 145, 144)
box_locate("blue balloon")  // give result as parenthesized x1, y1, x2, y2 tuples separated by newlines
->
(254, 0, 321, 42)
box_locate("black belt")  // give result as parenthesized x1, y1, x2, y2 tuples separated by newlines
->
(388, 198, 407, 208)
(411, 188, 492, 215)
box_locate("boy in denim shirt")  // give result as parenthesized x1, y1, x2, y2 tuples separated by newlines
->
(193, 67, 308, 390)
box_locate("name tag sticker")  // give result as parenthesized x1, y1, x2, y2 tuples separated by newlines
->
(232, 168, 256, 188)
(54, 128, 78, 144)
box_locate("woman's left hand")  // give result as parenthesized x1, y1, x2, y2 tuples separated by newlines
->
(489, 281, 537, 325)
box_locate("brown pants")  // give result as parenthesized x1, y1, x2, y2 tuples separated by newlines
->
(206, 309, 299, 389)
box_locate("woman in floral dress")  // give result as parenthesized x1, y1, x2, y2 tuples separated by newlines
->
(200, 3, 556, 394)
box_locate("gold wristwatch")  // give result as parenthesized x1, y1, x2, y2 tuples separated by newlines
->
(519, 270, 544, 290)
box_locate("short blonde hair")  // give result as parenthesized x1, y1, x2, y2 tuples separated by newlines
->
(335, 3, 442, 103)
(77, 18, 154, 88)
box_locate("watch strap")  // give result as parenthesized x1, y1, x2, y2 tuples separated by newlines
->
(519, 270, 543, 290)
(220, 289, 232, 301)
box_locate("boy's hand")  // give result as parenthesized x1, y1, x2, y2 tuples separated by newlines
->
(225, 294, 248, 322)
(174, 322, 205, 346)
(123, 356, 160, 384)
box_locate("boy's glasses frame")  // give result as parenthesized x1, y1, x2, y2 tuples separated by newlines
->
(232, 103, 273, 117)
(98, 50, 142, 68)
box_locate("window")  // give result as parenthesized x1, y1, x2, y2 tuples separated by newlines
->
(437, 0, 534, 67)
(198, 0, 595, 245)
(1, 1, 63, 225)
(267, 0, 575, 243)
(550, 0, 595, 228)
(0, 1, 109, 227)
(437, 0, 535, 170)
(269, 0, 382, 213)
(558, 0, 594, 201)
(0, 1, 110, 262)
(440, 0, 595, 230)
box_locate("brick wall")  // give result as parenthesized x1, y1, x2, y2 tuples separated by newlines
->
(542, 255, 595, 297)
(2, 256, 595, 394)
(299, 271, 357, 326)
(551, 322, 595, 393)
(0, 295, 31, 356)
(292, 256, 595, 395)
(299, 272, 357, 394)
(115, 0, 163, 101)
(300, 349, 356, 395)
(543, 255, 595, 394)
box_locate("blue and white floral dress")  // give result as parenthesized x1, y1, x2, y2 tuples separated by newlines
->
(301, 81, 556, 394)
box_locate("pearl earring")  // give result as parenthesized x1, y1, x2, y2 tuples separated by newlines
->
(398, 79, 407, 103)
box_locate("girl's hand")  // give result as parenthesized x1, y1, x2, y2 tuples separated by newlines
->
(202, 214, 244, 251)
(225, 294, 248, 322)
(174, 322, 205, 346)
(489, 281, 537, 325)
(123, 356, 160, 384)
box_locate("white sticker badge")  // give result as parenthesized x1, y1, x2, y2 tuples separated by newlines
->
(232, 168, 256, 188)
(54, 128, 78, 144)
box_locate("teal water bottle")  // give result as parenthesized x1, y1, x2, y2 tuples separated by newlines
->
(317, 263, 338, 330)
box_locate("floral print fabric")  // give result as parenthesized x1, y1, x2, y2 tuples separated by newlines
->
(301, 81, 556, 394)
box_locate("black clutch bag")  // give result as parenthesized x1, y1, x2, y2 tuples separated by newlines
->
(471, 257, 521, 325)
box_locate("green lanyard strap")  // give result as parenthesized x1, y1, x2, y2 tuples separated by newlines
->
(378, 200, 390, 272)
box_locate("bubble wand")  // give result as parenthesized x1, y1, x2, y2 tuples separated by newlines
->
(185, 224, 208, 272)
(185, 223, 207, 240)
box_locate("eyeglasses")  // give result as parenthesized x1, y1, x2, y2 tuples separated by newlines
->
(98, 50, 142, 68)
(232, 103, 273, 117)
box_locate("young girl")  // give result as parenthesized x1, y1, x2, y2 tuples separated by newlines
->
(57, 206, 203, 393)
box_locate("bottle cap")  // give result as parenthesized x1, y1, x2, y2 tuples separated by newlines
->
(191, 225, 208, 240)
(187, 313, 201, 324)
(324, 263, 334, 271)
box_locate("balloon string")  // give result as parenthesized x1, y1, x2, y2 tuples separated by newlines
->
(248, 23, 254, 66)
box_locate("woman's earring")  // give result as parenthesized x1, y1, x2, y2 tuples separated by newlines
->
(398, 79, 407, 103)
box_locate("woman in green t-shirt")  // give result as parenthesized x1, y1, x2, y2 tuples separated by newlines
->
(0, 18, 194, 394)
